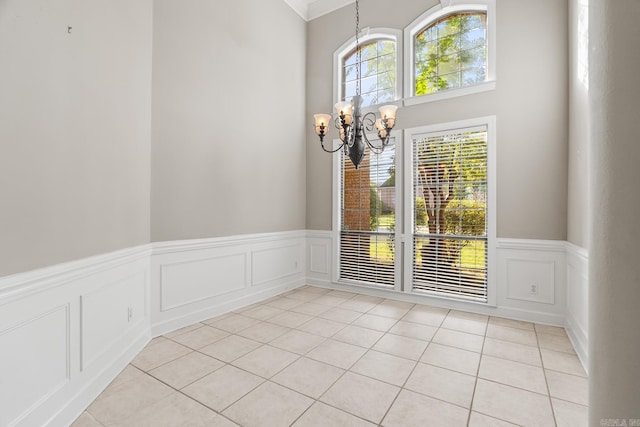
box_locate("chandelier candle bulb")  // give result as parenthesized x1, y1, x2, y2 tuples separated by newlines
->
(378, 105, 398, 129)
(314, 114, 332, 141)
(335, 101, 354, 125)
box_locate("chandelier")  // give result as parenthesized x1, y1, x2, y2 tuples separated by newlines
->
(313, 0, 398, 169)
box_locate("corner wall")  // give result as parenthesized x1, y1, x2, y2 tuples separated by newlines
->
(0, 0, 153, 277)
(150, 0, 307, 242)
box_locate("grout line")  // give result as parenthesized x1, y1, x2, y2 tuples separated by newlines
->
(465, 321, 487, 426)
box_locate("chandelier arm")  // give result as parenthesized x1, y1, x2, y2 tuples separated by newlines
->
(320, 138, 347, 153)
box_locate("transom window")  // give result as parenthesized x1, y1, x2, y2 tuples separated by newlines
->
(342, 39, 397, 107)
(334, 29, 402, 109)
(414, 12, 487, 95)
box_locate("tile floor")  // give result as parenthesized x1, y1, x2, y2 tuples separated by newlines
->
(72, 286, 588, 427)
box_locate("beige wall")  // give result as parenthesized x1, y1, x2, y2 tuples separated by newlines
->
(567, 0, 589, 249)
(0, 0, 152, 277)
(306, 0, 569, 240)
(150, 0, 307, 241)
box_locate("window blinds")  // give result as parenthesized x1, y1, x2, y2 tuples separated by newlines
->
(412, 127, 488, 301)
(339, 143, 396, 288)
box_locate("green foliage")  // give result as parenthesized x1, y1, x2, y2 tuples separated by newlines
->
(414, 13, 487, 95)
(443, 200, 486, 236)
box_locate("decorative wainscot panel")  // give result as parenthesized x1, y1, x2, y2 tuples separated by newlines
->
(150, 231, 306, 336)
(0, 247, 150, 427)
(496, 239, 567, 325)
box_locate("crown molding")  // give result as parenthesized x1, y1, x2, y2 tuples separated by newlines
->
(284, 0, 355, 21)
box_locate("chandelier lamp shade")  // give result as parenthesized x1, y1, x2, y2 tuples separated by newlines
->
(312, 0, 398, 169)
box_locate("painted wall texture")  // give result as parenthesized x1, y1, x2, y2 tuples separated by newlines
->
(150, 0, 307, 241)
(305, 0, 569, 240)
(0, 0, 153, 277)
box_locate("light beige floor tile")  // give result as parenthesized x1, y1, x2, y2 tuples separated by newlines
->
(233, 302, 261, 314)
(147, 336, 168, 347)
(486, 323, 538, 346)
(478, 355, 548, 394)
(270, 329, 326, 354)
(321, 372, 400, 424)
(388, 321, 437, 342)
(338, 298, 379, 313)
(292, 402, 375, 427)
(306, 339, 367, 369)
(223, 381, 313, 427)
(352, 294, 385, 304)
(112, 392, 223, 427)
(71, 412, 102, 427)
(241, 305, 285, 320)
(300, 285, 330, 294)
(131, 340, 192, 371)
(351, 313, 398, 332)
(286, 290, 322, 302)
(267, 311, 314, 328)
(382, 389, 469, 427)
(432, 328, 485, 353)
(318, 307, 363, 323)
(163, 323, 205, 339)
(367, 300, 413, 319)
(297, 317, 346, 337)
(472, 379, 555, 426)
(236, 321, 289, 343)
(87, 372, 174, 424)
(552, 398, 588, 427)
(332, 325, 385, 348)
(232, 345, 299, 378)
(170, 326, 229, 350)
(264, 296, 304, 310)
(272, 357, 344, 398)
(204, 313, 260, 333)
(482, 337, 542, 366)
(405, 362, 476, 408)
(535, 323, 567, 336)
(108, 365, 147, 388)
(351, 350, 416, 386)
(199, 334, 261, 362)
(489, 316, 535, 331)
(326, 290, 358, 299)
(468, 411, 518, 426)
(312, 295, 351, 307)
(401, 306, 448, 326)
(290, 301, 332, 315)
(546, 369, 588, 405)
(537, 332, 576, 353)
(182, 365, 263, 411)
(540, 348, 587, 377)
(421, 343, 480, 376)
(373, 333, 429, 360)
(441, 310, 488, 335)
(148, 351, 224, 389)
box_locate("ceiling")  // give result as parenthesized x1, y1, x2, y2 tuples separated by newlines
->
(284, 0, 355, 21)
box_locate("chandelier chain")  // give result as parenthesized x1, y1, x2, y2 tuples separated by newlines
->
(355, 0, 360, 97)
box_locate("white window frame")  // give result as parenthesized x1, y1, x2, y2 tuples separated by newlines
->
(403, 0, 497, 106)
(403, 116, 497, 306)
(332, 135, 403, 292)
(333, 27, 404, 112)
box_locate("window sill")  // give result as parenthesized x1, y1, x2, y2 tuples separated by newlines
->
(403, 80, 496, 107)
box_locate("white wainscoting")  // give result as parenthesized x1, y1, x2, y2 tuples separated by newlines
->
(306, 231, 573, 326)
(0, 246, 150, 427)
(0, 230, 589, 426)
(566, 242, 589, 373)
(150, 231, 306, 336)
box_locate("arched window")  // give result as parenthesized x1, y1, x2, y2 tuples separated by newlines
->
(404, 1, 495, 103)
(415, 12, 487, 95)
(334, 29, 402, 109)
